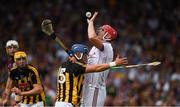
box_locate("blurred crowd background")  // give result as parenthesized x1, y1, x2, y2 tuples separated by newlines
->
(0, 0, 179, 106)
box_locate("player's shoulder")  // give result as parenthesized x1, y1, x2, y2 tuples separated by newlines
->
(27, 65, 38, 73)
(10, 66, 18, 72)
(102, 42, 113, 51)
(64, 60, 86, 70)
(66, 60, 85, 66)
(74, 62, 86, 67)
(102, 42, 112, 47)
(27, 64, 35, 68)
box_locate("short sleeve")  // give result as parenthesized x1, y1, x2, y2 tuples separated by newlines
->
(73, 63, 86, 76)
(29, 66, 41, 84)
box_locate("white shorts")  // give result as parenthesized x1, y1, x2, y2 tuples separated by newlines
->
(82, 84, 106, 107)
(55, 101, 73, 107)
(20, 101, 44, 107)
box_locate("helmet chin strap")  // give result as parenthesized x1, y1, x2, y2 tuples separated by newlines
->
(103, 32, 111, 41)
(74, 53, 83, 60)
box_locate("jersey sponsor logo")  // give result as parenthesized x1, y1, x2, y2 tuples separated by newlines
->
(18, 83, 29, 88)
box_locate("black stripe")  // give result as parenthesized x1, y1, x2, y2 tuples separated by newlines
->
(69, 73, 73, 103)
(78, 75, 81, 82)
(26, 96, 30, 104)
(43, 101, 46, 106)
(33, 95, 35, 103)
(22, 96, 25, 103)
(39, 94, 42, 102)
(62, 75, 66, 101)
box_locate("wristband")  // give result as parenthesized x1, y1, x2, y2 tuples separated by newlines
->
(50, 33, 56, 40)
(109, 62, 116, 67)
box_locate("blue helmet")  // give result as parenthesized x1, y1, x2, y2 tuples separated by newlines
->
(71, 44, 89, 54)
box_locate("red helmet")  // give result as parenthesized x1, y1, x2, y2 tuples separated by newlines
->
(101, 25, 117, 40)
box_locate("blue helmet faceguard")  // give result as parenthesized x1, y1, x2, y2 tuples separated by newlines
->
(71, 44, 89, 60)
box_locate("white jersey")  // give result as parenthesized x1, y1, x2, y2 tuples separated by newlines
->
(84, 42, 113, 87)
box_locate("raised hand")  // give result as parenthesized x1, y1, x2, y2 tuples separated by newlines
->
(87, 12, 98, 24)
(41, 19, 54, 36)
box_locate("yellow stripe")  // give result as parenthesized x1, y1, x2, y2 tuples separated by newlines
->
(23, 96, 27, 104)
(60, 83, 63, 101)
(23, 77, 27, 85)
(72, 75, 78, 104)
(10, 66, 17, 71)
(28, 65, 41, 84)
(18, 79, 21, 85)
(22, 88, 25, 92)
(56, 85, 59, 100)
(29, 96, 33, 104)
(78, 76, 83, 92)
(56, 83, 59, 100)
(65, 73, 70, 102)
(36, 94, 39, 103)
(56, 71, 59, 100)
(41, 91, 46, 102)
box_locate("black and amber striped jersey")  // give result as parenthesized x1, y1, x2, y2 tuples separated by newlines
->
(10, 65, 46, 104)
(56, 60, 86, 106)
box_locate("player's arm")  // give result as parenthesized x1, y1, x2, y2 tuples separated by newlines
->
(85, 55, 128, 73)
(41, 19, 72, 56)
(11, 84, 43, 96)
(2, 76, 13, 105)
(3, 77, 11, 98)
(87, 12, 104, 51)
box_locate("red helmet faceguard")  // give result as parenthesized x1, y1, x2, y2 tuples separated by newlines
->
(101, 25, 117, 41)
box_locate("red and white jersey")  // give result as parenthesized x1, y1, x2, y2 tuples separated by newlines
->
(84, 42, 113, 87)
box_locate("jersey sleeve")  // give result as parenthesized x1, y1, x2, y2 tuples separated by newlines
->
(29, 66, 41, 84)
(73, 63, 86, 76)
